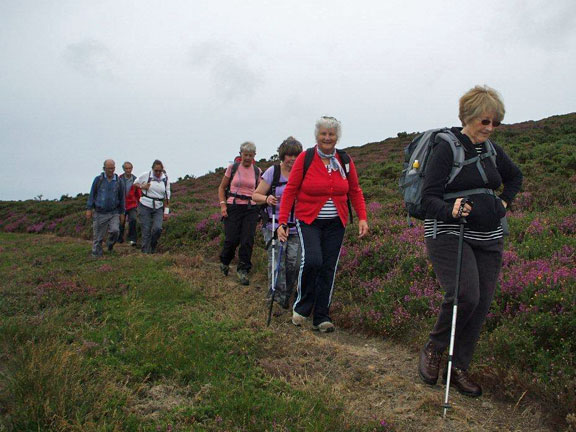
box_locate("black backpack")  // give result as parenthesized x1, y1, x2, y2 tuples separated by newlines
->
(260, 164, 288, 224)
(301, 147, 354, 223)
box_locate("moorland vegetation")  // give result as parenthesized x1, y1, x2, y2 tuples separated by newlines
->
(1, 113, 575, 427)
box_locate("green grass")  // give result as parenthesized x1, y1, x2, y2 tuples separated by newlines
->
(0, 233, 365, 431)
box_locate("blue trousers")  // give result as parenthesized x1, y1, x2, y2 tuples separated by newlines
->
(294, 218, 345, 326)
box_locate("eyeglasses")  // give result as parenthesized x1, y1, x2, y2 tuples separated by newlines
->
(153, 169, 163, 174)
(480, 119, 501, 127)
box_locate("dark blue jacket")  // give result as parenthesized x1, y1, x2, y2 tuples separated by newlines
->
(86, 173, 125, 214)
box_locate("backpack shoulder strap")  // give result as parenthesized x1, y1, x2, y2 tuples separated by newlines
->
(226, 163, 240, 196)
(435, 130, 466, 185)
(335, 149, 354, 222)
(271, 164, 282, 189)
(252, 164, 259, 188)
(302, 147, 316, 180)
(229, 162, 240, 183)
(336, 149, 350, 177)
(485, 139, 498, 166)
(94, 173, 105, 199)
(163, 174, 168, 199)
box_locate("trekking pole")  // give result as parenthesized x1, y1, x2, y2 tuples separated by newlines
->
(267, 240, 285, 326)
(442, 198, 470, 418)
(267, 210, 277, 326)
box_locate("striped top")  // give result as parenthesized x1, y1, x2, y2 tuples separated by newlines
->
(317, 165, 340, 219)
(424, 143, 503, 241)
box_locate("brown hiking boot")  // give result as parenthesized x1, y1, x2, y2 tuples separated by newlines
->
(418, 343, 442, 385)
(444, 367, 482, 397)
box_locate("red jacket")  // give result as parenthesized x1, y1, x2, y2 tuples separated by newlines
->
(278, 147, 367, 226)
(120, 174, 142, 211)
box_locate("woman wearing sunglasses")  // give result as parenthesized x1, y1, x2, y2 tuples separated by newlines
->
(135, 159, 171, 254)
(417, 85, 523, 397)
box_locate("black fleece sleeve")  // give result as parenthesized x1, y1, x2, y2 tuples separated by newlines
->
(494, 143, 523, 204)
(421, 141, 457, 222)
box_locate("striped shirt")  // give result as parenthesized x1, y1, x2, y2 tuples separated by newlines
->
(317, 165, 340, 219)
(424, 143, 503, 241)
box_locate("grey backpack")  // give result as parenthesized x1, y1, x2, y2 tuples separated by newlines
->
(399, 128, 497, 221)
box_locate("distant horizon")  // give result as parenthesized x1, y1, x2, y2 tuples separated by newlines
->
(3, 111, 574, 203)
(3, 1, 575, 201)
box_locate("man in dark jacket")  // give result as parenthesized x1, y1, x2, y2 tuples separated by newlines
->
(119, 161, 141, 246)
(86, 159, 125, 257)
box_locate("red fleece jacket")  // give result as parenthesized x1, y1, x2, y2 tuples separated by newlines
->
(120, 174, 142, 211)
(278, 147, 367, 226)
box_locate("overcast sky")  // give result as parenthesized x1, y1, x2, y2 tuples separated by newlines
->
(1, 0, 575, 201)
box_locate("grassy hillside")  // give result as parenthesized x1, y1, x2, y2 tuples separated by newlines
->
(0, 234, 375, 431)
(1, 233, 560, 431)
(1, 113, 575, 421)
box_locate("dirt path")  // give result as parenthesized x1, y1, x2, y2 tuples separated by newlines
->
(168, 254, 556, 432)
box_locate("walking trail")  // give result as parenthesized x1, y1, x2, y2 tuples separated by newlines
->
(168, 253, 557, 432)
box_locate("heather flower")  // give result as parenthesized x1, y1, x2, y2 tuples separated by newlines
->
(367, 201, 383, 214)
(515, 191, 533, 210)
(27, 222, 46, 233)
(195, 219, 209, 231)
(526, 218, 547, 236)
(558, 214, 576, 234)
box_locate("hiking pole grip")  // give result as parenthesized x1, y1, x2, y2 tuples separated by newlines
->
(443, 199, 469, 418)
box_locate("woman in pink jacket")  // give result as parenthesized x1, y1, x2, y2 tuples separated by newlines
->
(277, 116, 369, 332)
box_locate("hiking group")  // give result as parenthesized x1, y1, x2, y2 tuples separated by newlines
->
(86, 159, 171, 257)
(87, 84, 523, 402)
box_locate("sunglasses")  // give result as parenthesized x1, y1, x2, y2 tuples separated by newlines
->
(480, 119, 501, 127)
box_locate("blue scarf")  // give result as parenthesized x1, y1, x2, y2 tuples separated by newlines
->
(317, 148, 346, 179)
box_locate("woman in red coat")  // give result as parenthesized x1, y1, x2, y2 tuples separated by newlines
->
(277, 116, 368, 332)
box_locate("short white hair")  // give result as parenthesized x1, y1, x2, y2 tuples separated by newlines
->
(239, 141, 256, 154)
(314, 116, 342, 140)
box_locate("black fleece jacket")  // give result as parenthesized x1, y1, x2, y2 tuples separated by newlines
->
(422, 127, 523, 231)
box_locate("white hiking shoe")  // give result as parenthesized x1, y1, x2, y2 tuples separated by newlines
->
(291, 311, 308, 326)
(312, 321, 335, 333)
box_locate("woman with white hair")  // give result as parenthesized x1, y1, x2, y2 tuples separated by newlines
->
(277, 116, 369, 332)
(218, 141, 262, 285)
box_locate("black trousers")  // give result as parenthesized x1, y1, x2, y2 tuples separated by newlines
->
(119, 207, 138, 243)
(219, 204, 259, 272)
(294, 218, 345, 326)
(426, 235, 504, 370)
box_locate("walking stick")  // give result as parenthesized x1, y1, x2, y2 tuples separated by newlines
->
(267, 210, 277, 326)
(267, 240, 285, 326)
(442, 198, 470, 418)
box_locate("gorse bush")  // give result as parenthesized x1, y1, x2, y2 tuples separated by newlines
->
(0, 113, 575, 419)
